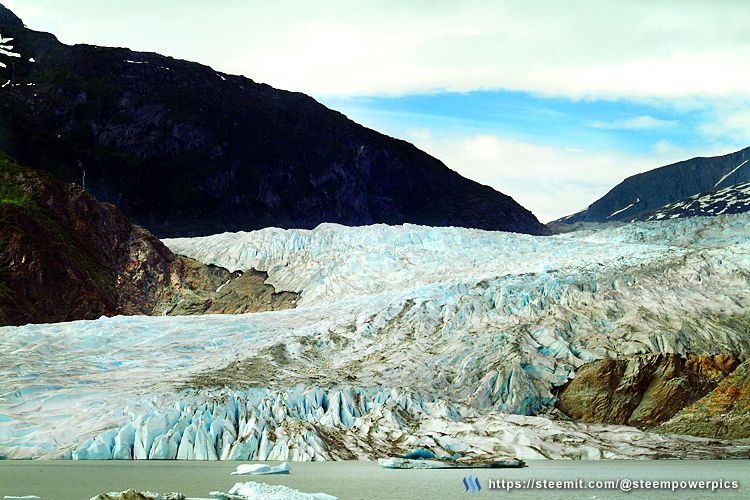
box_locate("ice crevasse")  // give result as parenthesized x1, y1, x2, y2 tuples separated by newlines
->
(2, 214, 750, 459)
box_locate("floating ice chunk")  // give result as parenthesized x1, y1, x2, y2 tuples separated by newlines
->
(231, 461, 291, 475)
(89, 490, 184, 500)
(379, 457, 448, 469)
(211, 482, 336, 500)
(379, 456, 526, 469)
(4, 496, 41, 500)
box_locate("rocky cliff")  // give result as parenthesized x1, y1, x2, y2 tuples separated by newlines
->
(659, 358, 750, 439)
(0, 3, 547, 237)
(0, 154, 296, 326)
(556, 353, 739, 428)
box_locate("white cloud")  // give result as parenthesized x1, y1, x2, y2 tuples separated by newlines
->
(225, 2, 750, 100)
(699, 106, 750, 145)
(401, 129, 730, 222)
(9, 0, 750, 100)
(591, 115, 677, 130)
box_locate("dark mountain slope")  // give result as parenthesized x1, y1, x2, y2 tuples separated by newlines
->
(0, 4, 547, 237)
(556, 147, 750, 224)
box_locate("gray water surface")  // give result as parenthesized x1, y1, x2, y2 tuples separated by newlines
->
(1, 460, 748, 500)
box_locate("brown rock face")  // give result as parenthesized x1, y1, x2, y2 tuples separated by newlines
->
(556, 353, 738, 427)
(659, 358, 750, 439)
(0, 155, 297, 326)
(154, 268, 297, 316)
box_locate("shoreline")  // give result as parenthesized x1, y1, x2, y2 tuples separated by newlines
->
(2, 459, 749, 500)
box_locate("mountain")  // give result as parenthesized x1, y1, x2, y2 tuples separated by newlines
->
(0, 152, 296, 326)
(0, 4, 547, 237)
(556, 146, 750, 224)
(634, 181, 750, 222)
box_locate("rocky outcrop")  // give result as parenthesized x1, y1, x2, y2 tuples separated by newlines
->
(0, 154, 296, 326)
(155, 269, 297, 316)
(0, 3, 547, 237)
(91, 491, 184, 500)
(556, 353, 739, 427)
(659, 358, 750, 439)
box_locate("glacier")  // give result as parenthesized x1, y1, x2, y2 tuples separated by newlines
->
(2, 214, 750, 460)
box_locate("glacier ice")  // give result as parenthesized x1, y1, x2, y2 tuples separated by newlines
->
(211, 482, 337, 500)
(231, 462, 291, 474)
(64, 386, 750, 461)
(1, 214, 750, 460)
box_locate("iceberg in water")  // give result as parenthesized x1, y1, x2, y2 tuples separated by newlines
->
(231, 462, 291, 475)
(211, 482, 336, 500)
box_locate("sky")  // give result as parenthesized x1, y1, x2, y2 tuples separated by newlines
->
(5, 0, 750, 222)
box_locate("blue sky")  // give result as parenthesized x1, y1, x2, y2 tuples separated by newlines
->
(5, 0, 750, 221)
(318, 90, 746, 220)
(321, 92, 699, 154)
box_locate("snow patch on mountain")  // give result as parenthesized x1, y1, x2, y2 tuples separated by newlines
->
(0, 34, 21, 69)
(639, 182, 750, 221)
(607, 198, 639, 219)
(715, 160, 749, 188)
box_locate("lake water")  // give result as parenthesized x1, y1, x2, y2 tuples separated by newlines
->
(0, 460, 748, 500)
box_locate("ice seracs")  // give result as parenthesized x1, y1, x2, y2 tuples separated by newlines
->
(67, 385, 750, 462)
(2, 214, 750, 460)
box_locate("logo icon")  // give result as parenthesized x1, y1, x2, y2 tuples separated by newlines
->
(463, 475, 481, 494)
